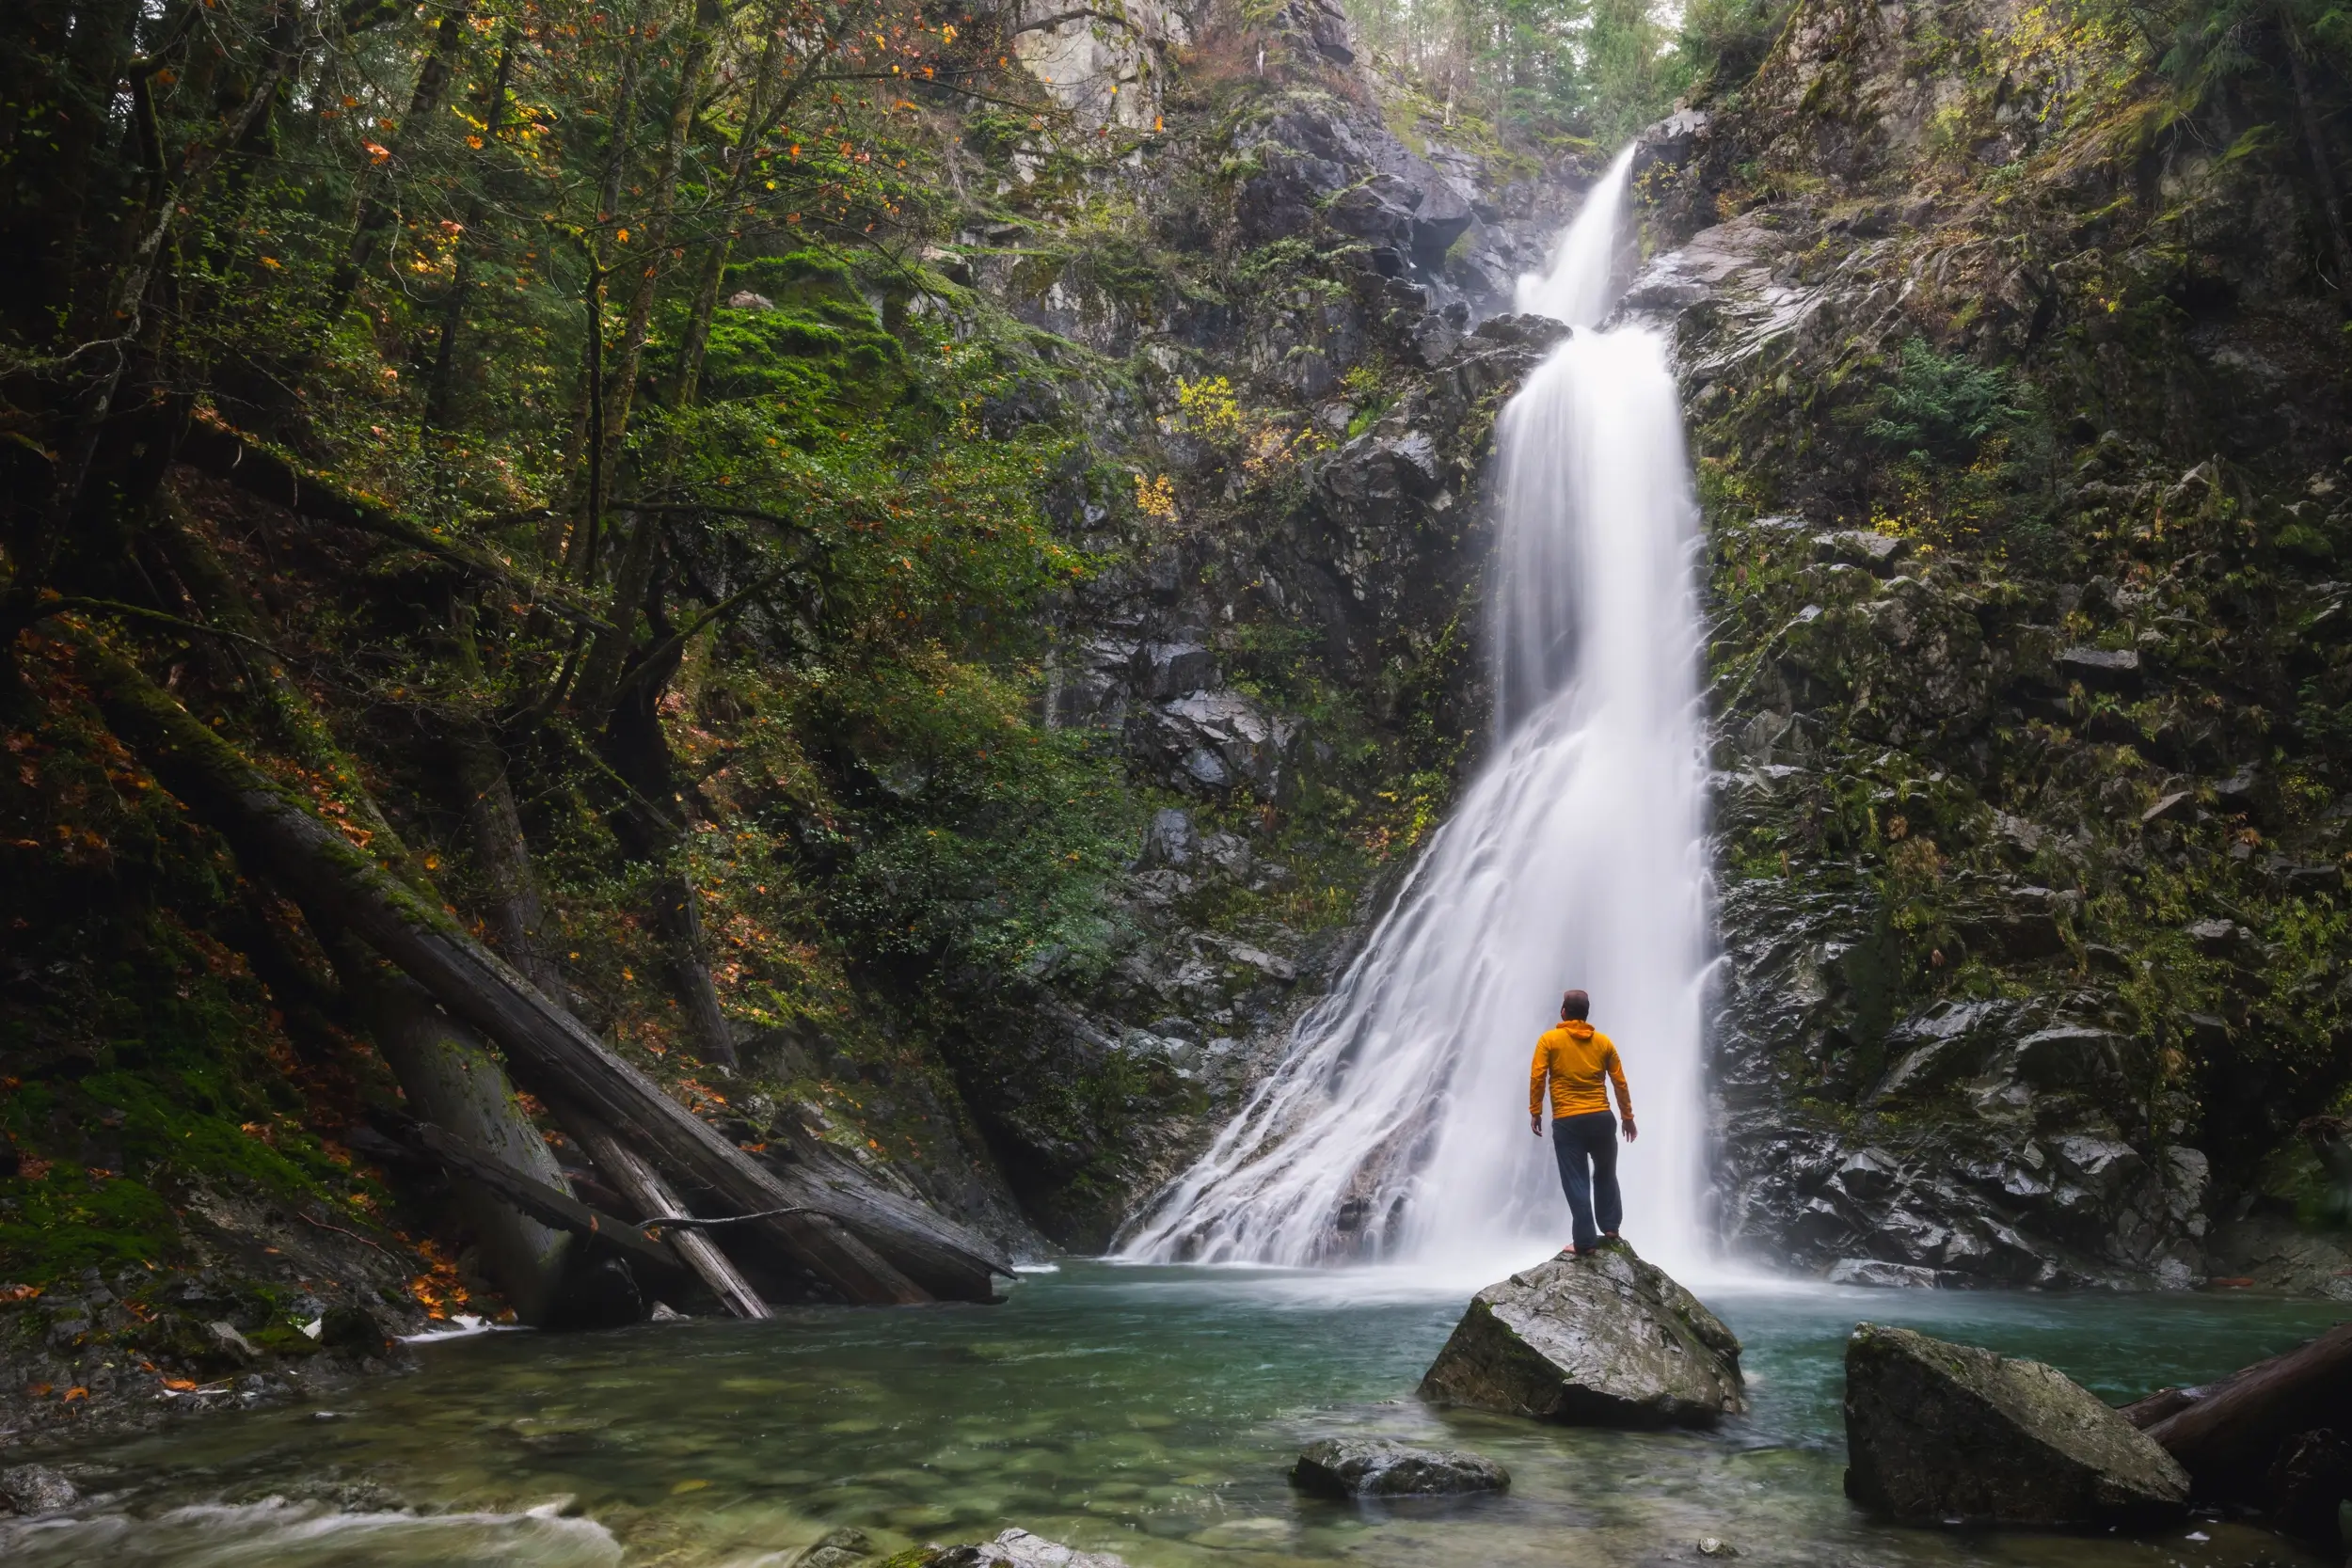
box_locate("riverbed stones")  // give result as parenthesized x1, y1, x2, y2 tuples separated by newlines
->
(927, 1529, 1129, 1568)
(1842, 1323, 2190, 1527)
(789, 1527, 873, 1568)
(1289, 1436, 1509, 1497)
(0, 1464, 79, 1515)
(1416, 1243, 1746, 1427)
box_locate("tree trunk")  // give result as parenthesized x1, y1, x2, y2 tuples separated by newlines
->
(597, 0, 723, 460)
(596, 599, 739, 1067)
(72, 627, 1005, 1304)
(423, 33, 518, 434)
(559, 15, 651, 572)
(568, 0, 727, 711)
(671, 237, 734, 415)
(328, 0, 471, 320)
(2284, 22, 2352, 298)
(452, 722, 567, 998)
(172, 414, 610, 628)
(151, 511, 579, 1324)
(360, 971, 578, 1323)
(2143, 1323, 2352, 1501)
(444, 593, 568, 1003)
(6, 1, 301, 642)
(568, 1112, 771, 1318)
(667, 30, 787, 416)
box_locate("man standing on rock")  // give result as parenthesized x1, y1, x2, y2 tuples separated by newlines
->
(1530, 989, 1637, 1258)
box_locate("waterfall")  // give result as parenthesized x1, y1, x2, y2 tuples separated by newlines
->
(1117, 146, 1711, 1280)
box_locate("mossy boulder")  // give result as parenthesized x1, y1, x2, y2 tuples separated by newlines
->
(1842, 1323, 2190, 1528)
(1417, 1243, 1746, 1427)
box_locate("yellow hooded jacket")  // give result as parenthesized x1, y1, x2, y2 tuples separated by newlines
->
(1530, 1020, 1631, 1121)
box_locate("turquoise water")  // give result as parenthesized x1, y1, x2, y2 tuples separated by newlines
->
(7, 1261, 2346, 1567)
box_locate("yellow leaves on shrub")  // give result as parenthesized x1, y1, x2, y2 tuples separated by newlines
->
(1173, 375, 1326, 482)
(1134, 472, 1177, 523)
(1174, 375, 1243, 442)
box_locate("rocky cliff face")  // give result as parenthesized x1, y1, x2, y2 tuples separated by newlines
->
(1621, 0, 2352, 1288)
(937, 0, 2352, 1285)
(868, 0, 1632, 1245)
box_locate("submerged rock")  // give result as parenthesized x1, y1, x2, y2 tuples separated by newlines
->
(1289, 1436, 1509, 1497)
(928, 1529, 1128, 1568)
(1416, 1243, 1746, 1427)
(0, 1464, 79, 1515)
(1842, 1323, 2190, 1527)
(789, 1527, 873, 1568)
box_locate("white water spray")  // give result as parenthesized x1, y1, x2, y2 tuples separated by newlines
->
(1119, 147, 1714, 1282)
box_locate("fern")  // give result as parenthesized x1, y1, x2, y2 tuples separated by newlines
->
(1864, 337, 2032, 463)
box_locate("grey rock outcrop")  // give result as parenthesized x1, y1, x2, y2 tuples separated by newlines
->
(1289, 1436, 1509, 1497)
(1417, 1244, 1746, 1427)
(1842, 1323, 2190, 1527)
(1135, 689, 1302, 799)
(1709, 867, 2213, 1289)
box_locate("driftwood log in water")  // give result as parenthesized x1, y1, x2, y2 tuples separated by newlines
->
(568, 1112, 772, 1320)
(2137, 1323, 2352, 1500)
(73, 629, 1009, 1304)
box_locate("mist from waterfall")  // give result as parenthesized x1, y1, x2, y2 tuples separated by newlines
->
(1116, 145, 1712, 1283)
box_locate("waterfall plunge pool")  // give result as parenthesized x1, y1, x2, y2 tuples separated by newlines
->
(9, 1261, 2345, 1568)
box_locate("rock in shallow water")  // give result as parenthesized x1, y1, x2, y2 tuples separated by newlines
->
(926, 1528, 1129, 1568)
(789, 1527, 872, 1568)
(0, 1464, 79, 1515)
(1416, 1243, 1746, 1427)
(1842, 1323, 2189, 1528)
(1289, 1436, 1509, 1497)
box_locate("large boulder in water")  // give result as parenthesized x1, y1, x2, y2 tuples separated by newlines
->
(1843, 1323, 2190, 1527)
(1289, 1436, 1510, 1497)
(1416, 1243, 1746, 1427)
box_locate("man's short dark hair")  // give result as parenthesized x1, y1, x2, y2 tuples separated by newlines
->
(1560, 989, 1589, 1021)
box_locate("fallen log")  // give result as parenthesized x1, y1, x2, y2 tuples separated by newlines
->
(72, 628, 1009, 1304)
(138, 521, 575, 1323)
(567, 1112, 771, 1321)
(369, 975, 576, 1324)
(407, 1120, 684, 1281)
(2143, 1323, 2352, 1501)
(2119, 1386, 2200, 1428)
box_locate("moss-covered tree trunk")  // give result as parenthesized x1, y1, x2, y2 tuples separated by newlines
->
(359, 968, 578, 1323)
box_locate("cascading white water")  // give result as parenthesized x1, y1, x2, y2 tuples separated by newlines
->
(1118, 146, 1714, 1281)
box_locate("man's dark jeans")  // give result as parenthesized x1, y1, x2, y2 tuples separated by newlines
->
(1550, 1110, 1622, 1252)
